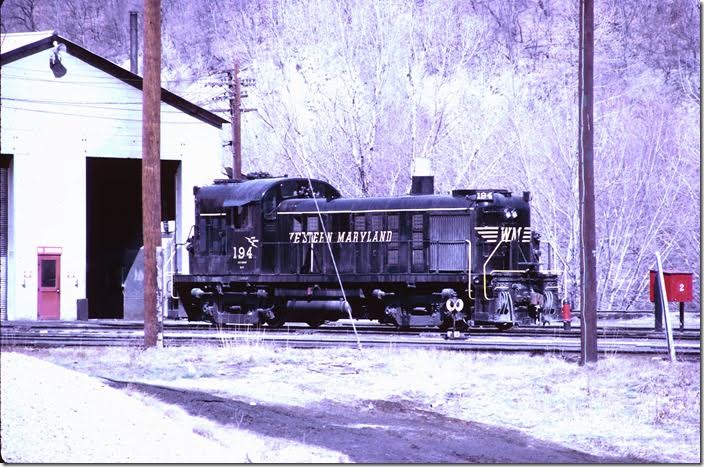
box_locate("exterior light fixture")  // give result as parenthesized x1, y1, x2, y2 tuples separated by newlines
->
(49, 41, 67, 78)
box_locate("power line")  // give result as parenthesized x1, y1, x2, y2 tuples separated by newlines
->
(3, 65, 227, 83)
(2, 96, 219, 114)
(1, 104, 214, 124)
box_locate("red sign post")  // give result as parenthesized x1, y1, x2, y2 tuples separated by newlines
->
(649, 271, 693, 330)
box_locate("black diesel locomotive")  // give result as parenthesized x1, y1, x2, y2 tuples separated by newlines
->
(173, 175, 560, 329)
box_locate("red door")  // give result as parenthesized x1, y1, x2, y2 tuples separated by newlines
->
(38, 254, 61, 319)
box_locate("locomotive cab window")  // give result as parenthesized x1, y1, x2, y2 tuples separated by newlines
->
(230, 206, 251, 230)
(200, 214, 227, 256)
(262, 193, 279, 219)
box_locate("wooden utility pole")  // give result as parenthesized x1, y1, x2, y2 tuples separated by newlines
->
(230, 62, 242, 180)
(578, 0, 598, 364)
(142, 0, 161, 348)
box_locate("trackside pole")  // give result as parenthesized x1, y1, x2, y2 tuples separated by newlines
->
(654, 278, 663, 332)
(577, 0, 598, 364)
(142, 0, 161, 348)
(655, 252, 676, 362)
(157, 245, 164, 348)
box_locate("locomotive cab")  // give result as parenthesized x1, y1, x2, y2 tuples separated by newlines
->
(178, 177, 341, 324)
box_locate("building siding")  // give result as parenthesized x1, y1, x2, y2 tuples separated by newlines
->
(1, 45, 226, 320)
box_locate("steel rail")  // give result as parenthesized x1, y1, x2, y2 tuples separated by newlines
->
(2, 318, 699, 331)
(1, 320, 700, 340)
(1, 325, 699, 357)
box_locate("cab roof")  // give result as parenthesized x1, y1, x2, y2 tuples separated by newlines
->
(195, 177, 341, 212)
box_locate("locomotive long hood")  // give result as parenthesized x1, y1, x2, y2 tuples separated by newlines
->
(277, 194, 470, 215)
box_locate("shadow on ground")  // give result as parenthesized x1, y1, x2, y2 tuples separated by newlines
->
(105, 379, 642, 463)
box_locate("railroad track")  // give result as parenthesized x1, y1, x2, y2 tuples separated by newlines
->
(1, 319, 700, 339)
(1, 320, 700, 357)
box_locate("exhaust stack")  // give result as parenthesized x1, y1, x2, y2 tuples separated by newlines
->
(410, 157, 434, 195)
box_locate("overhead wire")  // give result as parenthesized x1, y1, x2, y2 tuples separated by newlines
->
(3, 65, 228, 84)
(1, 104, 216, 124)
(2, 96, 210, 113)
(299, 151, 362, 351)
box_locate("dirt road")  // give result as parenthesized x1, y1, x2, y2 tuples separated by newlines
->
(107, 379, 641, 463)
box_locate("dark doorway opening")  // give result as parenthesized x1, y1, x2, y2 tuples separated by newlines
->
(0, 154, 12, 321)
(86, 158, 179, 318)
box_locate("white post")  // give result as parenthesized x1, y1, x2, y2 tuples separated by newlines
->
(156, 245, 164, 348)
(655, 252, 675, 362)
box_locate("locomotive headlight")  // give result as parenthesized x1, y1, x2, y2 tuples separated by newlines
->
(511, 210, 518, 218)
(504, 209, 512, 219)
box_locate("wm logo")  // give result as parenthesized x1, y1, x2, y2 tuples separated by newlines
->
(476, 226, 531, 243)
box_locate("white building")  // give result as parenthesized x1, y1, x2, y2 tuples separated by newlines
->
(0, 31, 228, 321)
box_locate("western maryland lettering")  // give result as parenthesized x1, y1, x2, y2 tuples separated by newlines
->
(289, 230, 393, 244)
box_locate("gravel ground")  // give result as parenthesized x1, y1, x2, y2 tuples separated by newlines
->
(0, 352, 349, 463)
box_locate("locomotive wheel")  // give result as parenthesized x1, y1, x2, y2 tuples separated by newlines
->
(306, 318, 326, 328)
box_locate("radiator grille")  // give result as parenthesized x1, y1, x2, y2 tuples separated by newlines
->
(429, 215, 470, 271)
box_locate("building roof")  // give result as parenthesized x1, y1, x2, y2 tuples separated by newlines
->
(0, 30, 56, 52)
(0, 31, 228, 129)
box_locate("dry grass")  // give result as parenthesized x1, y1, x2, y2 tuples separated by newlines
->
(12, 344, 701, 463)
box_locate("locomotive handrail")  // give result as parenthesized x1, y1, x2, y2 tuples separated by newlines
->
(166, 240, 191, 300)
(482, 240, 530, 300)
(466, 240, 474, 300)
(482, 241, 504, 300)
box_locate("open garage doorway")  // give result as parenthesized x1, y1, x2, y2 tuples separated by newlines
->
(0, 154, 11, 321)
(86, 158, 179, 318)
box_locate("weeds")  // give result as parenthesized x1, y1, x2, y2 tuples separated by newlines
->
(6, 344, 700, 463)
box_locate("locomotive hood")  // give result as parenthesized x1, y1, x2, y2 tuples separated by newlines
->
(277, 194, 470, 215)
